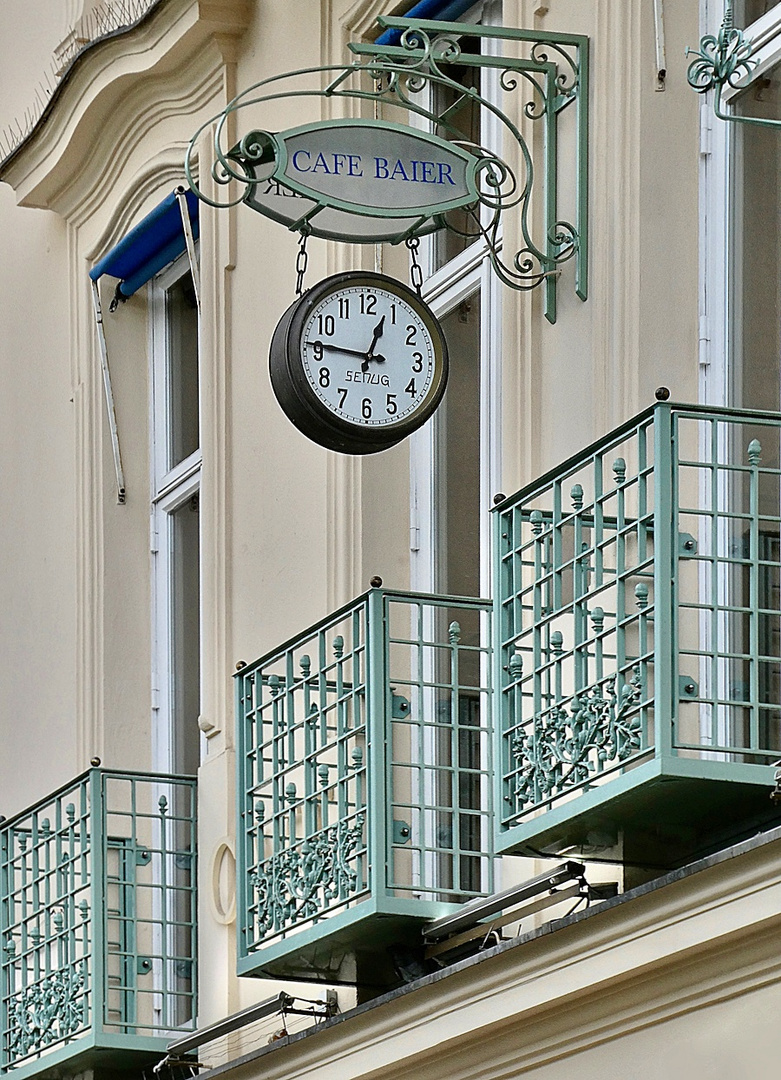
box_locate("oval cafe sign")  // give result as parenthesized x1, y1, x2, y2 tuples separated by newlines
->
(229, 118, 480, 244)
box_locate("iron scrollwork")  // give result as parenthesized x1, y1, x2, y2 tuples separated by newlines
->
(686, 1, 781, 131)
(511, 668, 643, 811)
(5, 966, 86, 1063)
(250, 814, 366, 939)
(186, 18, 588, 323)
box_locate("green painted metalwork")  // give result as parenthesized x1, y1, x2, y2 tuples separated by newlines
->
(494, 403, 781, 857)
(686, 2, 781, 131)
(0, 770, 197, 1077)
(235, 589, 493, 980)
(186, 19, 588, 321)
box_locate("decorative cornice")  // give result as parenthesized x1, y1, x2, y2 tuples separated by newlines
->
(198, 830, 781, 1080)
(0, 0, 251, 214)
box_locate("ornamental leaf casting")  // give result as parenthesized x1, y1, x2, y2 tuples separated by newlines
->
(250, 814, 366, 940)
(5, 966, 87, 1063)
(511, 669, 643, 810)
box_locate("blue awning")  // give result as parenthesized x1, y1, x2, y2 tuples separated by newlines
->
(89, 188, 199, 299)
(375, 0, 478, 44)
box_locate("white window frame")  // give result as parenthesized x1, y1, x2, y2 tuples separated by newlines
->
(699, 1, 781, 752)
(701, 0, 781, 409)
(409, 0, 503, 601)
(149, 252, 203, 776)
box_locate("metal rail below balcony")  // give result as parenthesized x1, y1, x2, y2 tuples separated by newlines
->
(494, 402, 781, 867)
(235, 588, 494, 988)
(0, 769, 197, 1079)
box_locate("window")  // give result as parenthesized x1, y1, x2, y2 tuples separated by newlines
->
(407, 1, 502, 899)
(410, 0, 503, 600)
(150, 255, 202, 776)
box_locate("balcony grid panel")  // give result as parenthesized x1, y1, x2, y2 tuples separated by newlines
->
(236, 590, 494, 966)
(495, 403, 781, 843)
(0, 770, 197, 1076)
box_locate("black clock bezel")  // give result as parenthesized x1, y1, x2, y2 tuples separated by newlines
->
(268, 271, 449, 455)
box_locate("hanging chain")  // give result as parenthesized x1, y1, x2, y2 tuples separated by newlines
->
(406, 236, 424, 298)
(295, 229, 310, 297)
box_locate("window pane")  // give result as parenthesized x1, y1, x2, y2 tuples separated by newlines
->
(438, 295, 481, 597)
(734, 62, 781, 411)
(167, 272, 199, 468)
(171, 494, 200, 775)
(735, 0, 779, 27)
(433, 39, 482, 270)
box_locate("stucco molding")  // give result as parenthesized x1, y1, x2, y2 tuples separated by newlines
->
(202, 836, 781, 1080)
(0, 0, 251, 213)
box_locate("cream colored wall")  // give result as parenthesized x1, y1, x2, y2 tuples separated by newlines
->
(0, 1, 80, 816)
(0, 0, 708, 1043)
(500, 0, 700, 497)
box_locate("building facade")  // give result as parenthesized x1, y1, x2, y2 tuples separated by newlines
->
(1, 0, 781, 1077)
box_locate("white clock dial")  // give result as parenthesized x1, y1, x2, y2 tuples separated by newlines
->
(300, 285, 436, 429)
(269, 271, 448, 454)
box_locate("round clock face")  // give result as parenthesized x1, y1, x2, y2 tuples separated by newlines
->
(269, 272, 448, 454)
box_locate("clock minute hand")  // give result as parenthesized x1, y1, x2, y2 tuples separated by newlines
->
(313, 341, 370, 360)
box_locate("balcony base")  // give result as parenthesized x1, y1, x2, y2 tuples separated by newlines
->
(4, 1035, 177, 1080)
(498, 760, 781, 870)
(239, 899, 464, 990)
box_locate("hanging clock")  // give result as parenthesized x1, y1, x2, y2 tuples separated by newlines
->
(269, 271, 449, 454)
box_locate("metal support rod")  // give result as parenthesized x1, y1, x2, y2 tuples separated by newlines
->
(90, 279, 126, 504)
(165, 993, 293, 1056)
(653, 0, 667, 90)
(176, 186, 201, 311)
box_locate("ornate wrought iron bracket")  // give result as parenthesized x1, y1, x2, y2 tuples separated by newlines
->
(186, 18, 589, 323)
(686, 1, 781, 131)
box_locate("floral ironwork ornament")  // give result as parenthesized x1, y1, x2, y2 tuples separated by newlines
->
(686, 1, 781, 130)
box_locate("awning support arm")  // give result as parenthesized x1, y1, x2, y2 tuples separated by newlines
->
(90, 278, 126, 504)
(176, 186, 201, 311)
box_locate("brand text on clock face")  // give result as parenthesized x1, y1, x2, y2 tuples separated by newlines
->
(300, 286, 439, 430)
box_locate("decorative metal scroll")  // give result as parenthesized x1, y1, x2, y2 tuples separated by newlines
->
(509, 665, 643, 811)
(5, 967, 87, 1062)
(250, 815, 366, 936)
(686, 1, 781, 130)
(186, 16, 589, 323)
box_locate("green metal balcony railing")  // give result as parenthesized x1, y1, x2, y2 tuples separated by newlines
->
(0, 770, 197, 1079)
(236, 588, 494, 987)
(494, 403, 781, 865)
